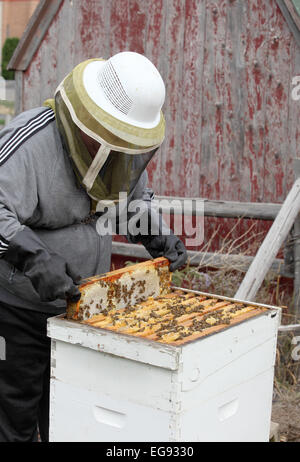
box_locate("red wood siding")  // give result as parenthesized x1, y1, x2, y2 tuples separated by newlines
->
(20, 0, 300, 250)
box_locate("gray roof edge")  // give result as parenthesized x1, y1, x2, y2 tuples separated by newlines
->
(7, 0, 64, 71)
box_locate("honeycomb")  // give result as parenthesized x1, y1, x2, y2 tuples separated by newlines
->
(83, 289, 268, 345)
(67, 257, 171, 321)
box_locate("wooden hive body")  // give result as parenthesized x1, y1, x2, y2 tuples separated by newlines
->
(48, 289, 281, 442)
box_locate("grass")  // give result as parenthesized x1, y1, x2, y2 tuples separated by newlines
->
(272, 384, 300, 441)
(172, 220, 292, 306)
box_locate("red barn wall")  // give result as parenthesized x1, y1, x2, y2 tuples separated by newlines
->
(19, 0, 300, 251)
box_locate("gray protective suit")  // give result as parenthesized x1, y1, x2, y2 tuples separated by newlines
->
(0, 107, 155, 314)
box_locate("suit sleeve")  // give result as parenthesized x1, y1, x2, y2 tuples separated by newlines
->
(0, 147, 39, 256)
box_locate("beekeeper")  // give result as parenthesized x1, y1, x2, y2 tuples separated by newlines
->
(0, 52, 187, 442)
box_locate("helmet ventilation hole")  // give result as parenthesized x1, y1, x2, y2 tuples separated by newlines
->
(99, 60, 133, 115)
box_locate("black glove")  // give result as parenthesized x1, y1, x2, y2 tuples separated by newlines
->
(4, 227, 81, 303)
(140, 233, 188, 272)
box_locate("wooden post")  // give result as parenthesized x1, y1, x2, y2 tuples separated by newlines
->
(235, 177, 300, 302)
(293, 218, 300, 316)
(292, 159, 300, 317)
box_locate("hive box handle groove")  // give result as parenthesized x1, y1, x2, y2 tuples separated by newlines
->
(93, 405, 127, 429)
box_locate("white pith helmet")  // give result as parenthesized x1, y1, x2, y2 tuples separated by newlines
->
(55, 52, 166, 148)
(51, 52, 166, 203)
(83, 51, 166, 130)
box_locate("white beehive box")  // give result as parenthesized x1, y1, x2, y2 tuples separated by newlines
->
(48, 289, 281, 442)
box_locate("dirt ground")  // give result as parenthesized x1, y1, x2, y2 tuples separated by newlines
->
(272, 387, 300, 442)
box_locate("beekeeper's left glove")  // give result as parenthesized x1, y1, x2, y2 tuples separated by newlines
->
(140, 233, 188, 272)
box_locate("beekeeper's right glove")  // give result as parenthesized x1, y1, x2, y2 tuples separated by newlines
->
(4, 226, 81, 303)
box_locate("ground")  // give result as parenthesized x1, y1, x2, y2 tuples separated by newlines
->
(272, 386, 300, 442)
